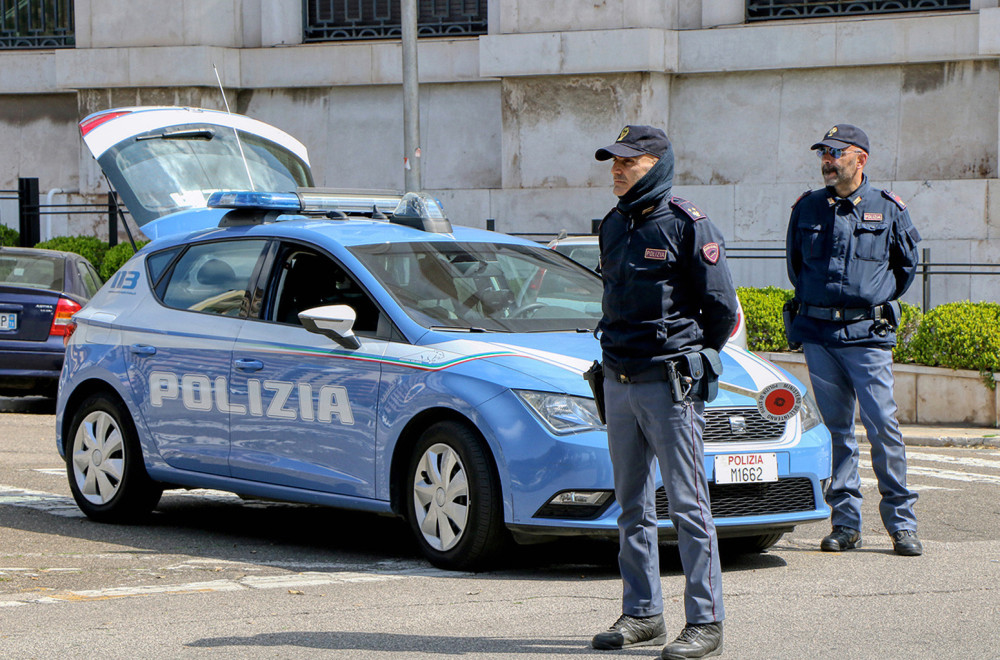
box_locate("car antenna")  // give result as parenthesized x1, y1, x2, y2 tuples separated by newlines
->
(102, 173, 138, 252)
(213, 63, 256, 192)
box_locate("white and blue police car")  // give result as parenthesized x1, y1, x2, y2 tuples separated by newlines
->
(57, 107, 832, 570)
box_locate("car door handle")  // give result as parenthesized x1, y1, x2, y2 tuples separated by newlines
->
(234, 358, 264, 372)
(129, 344, 157, 356)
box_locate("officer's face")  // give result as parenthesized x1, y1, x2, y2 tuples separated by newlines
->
(820, 147, 867, 190)
(611, 154, 658, 197)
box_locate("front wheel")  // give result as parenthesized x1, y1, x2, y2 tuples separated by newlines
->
(721, 532, 784, 555)
(65, 393, 162, 522)
(405, 421, 508, 571)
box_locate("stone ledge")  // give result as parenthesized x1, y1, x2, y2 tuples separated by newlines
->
(763, 351, 999, 427)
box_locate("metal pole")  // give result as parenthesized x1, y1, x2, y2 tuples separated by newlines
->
(17, 177, 40, 247)
(401, 0, 421, 192)
(107, 192, 118, 247)
(922, 247, 931, 313)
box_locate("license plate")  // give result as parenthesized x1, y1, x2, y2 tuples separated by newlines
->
(0, 312, 16, 331)
(714, 453, 778, 484)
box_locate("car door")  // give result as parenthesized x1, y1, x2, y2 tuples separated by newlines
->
(228, 243, 387, 497)
(124, 238, 268, 476)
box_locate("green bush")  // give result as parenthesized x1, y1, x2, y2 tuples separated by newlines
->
(907, 301, 1000, 389)
(892, 301, 922, 363)
(34, 235, 108, 271)
(736, 286, 795, 352)
(0, 225, 18, 247)
(100, 240, 149, 281)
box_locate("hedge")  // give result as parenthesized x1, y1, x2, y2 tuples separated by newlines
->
(34, 236, 108, 272)
(100, 240, 150, 281)
(738, 287, 999, 390)
(0, 225, 18, 247)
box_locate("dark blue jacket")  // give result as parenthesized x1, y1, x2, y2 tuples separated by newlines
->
(785, 175, 921, 347)
(599, 196, 739, 377)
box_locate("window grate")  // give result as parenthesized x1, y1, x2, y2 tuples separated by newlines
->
(746, 0, 970, 22)
(0, 0, 74, 49)
(303, 0, 487, 42)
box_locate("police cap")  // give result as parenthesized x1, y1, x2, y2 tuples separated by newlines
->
(811, 124, 870, 154)
(595, 125, 671, 161)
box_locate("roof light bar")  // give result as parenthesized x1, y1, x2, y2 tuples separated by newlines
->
(205, 189, 452, 233)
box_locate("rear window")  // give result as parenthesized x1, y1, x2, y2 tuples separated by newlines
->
(0, 254, 64, 291)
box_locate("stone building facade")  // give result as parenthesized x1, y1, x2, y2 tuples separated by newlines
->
(2, 0, 999, 306)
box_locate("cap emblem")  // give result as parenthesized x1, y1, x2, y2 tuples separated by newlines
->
(617, 126, 629, 142)
(827, 126, 838, 136)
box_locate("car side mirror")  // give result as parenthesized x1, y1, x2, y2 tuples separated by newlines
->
(298, 304, 361, 349)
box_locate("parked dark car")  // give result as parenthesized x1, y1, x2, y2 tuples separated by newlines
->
(0, 246, 102, 397)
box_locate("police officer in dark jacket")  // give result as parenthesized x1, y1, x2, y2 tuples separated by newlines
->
(786, 124, 923, 557)
(590, 125, 738, 659)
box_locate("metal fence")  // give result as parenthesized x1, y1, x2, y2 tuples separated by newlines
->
(746, 0, 969, 21)
(1, 178, 128, 249)
(0, 0, 74, 49)
(490, 222, 1000, 314)
(303, 0, 487, 42)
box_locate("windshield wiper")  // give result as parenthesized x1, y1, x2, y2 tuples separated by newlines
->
(136, 129, 215, 141)
(429, 326, 494, 333)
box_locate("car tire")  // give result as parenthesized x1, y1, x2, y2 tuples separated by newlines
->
(721, 532, 784, 554)
(65, 393, 162, 522)
(405, 421, 508, 571)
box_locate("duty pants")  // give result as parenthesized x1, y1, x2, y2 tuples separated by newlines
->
(604, 377, 724, 625)
(803, 343, 918, 533)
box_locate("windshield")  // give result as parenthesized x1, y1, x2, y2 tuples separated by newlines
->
(350, 241, 604, 332)
(99, 124, 313, 227)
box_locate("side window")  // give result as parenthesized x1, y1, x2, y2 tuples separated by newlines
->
(268, 247, 380, 335)
(159, 240, 267, 316)
(77, 261, 102, 297)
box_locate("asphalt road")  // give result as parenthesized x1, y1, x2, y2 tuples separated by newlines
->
(1, 404, 998, 659)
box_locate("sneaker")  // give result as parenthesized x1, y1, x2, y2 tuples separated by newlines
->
(661, 622, 724, 659)
(820, 525, 862, 552)
(591, 613, 667, 650)
(891, 529, 923, 556)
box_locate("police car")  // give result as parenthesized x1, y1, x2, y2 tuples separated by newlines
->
(56, 107, 832, 570)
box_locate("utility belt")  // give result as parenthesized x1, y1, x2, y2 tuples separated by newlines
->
(790, 300, 901, 338)
(798, 302, 895, 323)
(599, 349, 723, 404)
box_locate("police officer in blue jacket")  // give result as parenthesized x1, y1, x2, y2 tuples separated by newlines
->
(785, 124, 923, 557)
(590, 125, 738, 659)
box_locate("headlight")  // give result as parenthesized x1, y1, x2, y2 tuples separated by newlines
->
(799, 390, 823, 431)
(513, 390, 605, 435)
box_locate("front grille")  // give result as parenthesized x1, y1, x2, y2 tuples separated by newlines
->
(704, 407, 785, 443)
(655, 477, 816, 519)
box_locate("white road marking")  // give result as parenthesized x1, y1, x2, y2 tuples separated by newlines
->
(907, 452, 1000, 471)
(0, 485, 84, 518)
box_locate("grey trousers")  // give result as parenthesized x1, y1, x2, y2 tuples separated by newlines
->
(803, 342, 918, 533)
(604, 377, 725, 625)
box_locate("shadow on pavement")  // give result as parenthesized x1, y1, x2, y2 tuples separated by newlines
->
(0, 396, 56, 414)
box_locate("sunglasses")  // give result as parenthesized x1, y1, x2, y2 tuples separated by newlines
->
(815, 146, 863, 159)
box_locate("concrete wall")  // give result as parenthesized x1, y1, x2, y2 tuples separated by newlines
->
(2, 1, 1000, 307)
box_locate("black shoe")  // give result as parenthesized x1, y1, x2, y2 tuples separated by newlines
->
(820, 525, 862, 552)
(591, 613, 666, 650)
(661, 622, 724, 659)
(891, 529, 923, 556)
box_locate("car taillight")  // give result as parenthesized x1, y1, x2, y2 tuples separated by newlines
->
(50, 297, 81, 339)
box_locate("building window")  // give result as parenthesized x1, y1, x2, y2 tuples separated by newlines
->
(0, 0, 74, 49)
(303, 0, 487, 42)
(746, 0, 970, 22)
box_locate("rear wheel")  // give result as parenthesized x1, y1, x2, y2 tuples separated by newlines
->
(66, 394, 162, 522)
(406, 421, 508, 571)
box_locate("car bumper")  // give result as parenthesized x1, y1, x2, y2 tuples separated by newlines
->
(0, 342, 64, 394)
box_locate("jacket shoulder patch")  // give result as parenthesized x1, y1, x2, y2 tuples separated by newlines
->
(882, 189, 907, 210)
(669, 196, 706, 221)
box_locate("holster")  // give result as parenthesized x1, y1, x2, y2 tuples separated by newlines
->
(682, 348, 723, 403)
(782, 298, 802, 350)
(582, 360, 606, 424)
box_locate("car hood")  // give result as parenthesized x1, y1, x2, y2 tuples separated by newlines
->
(79, 106, 313, 229)
(410, 331, 803, 406)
